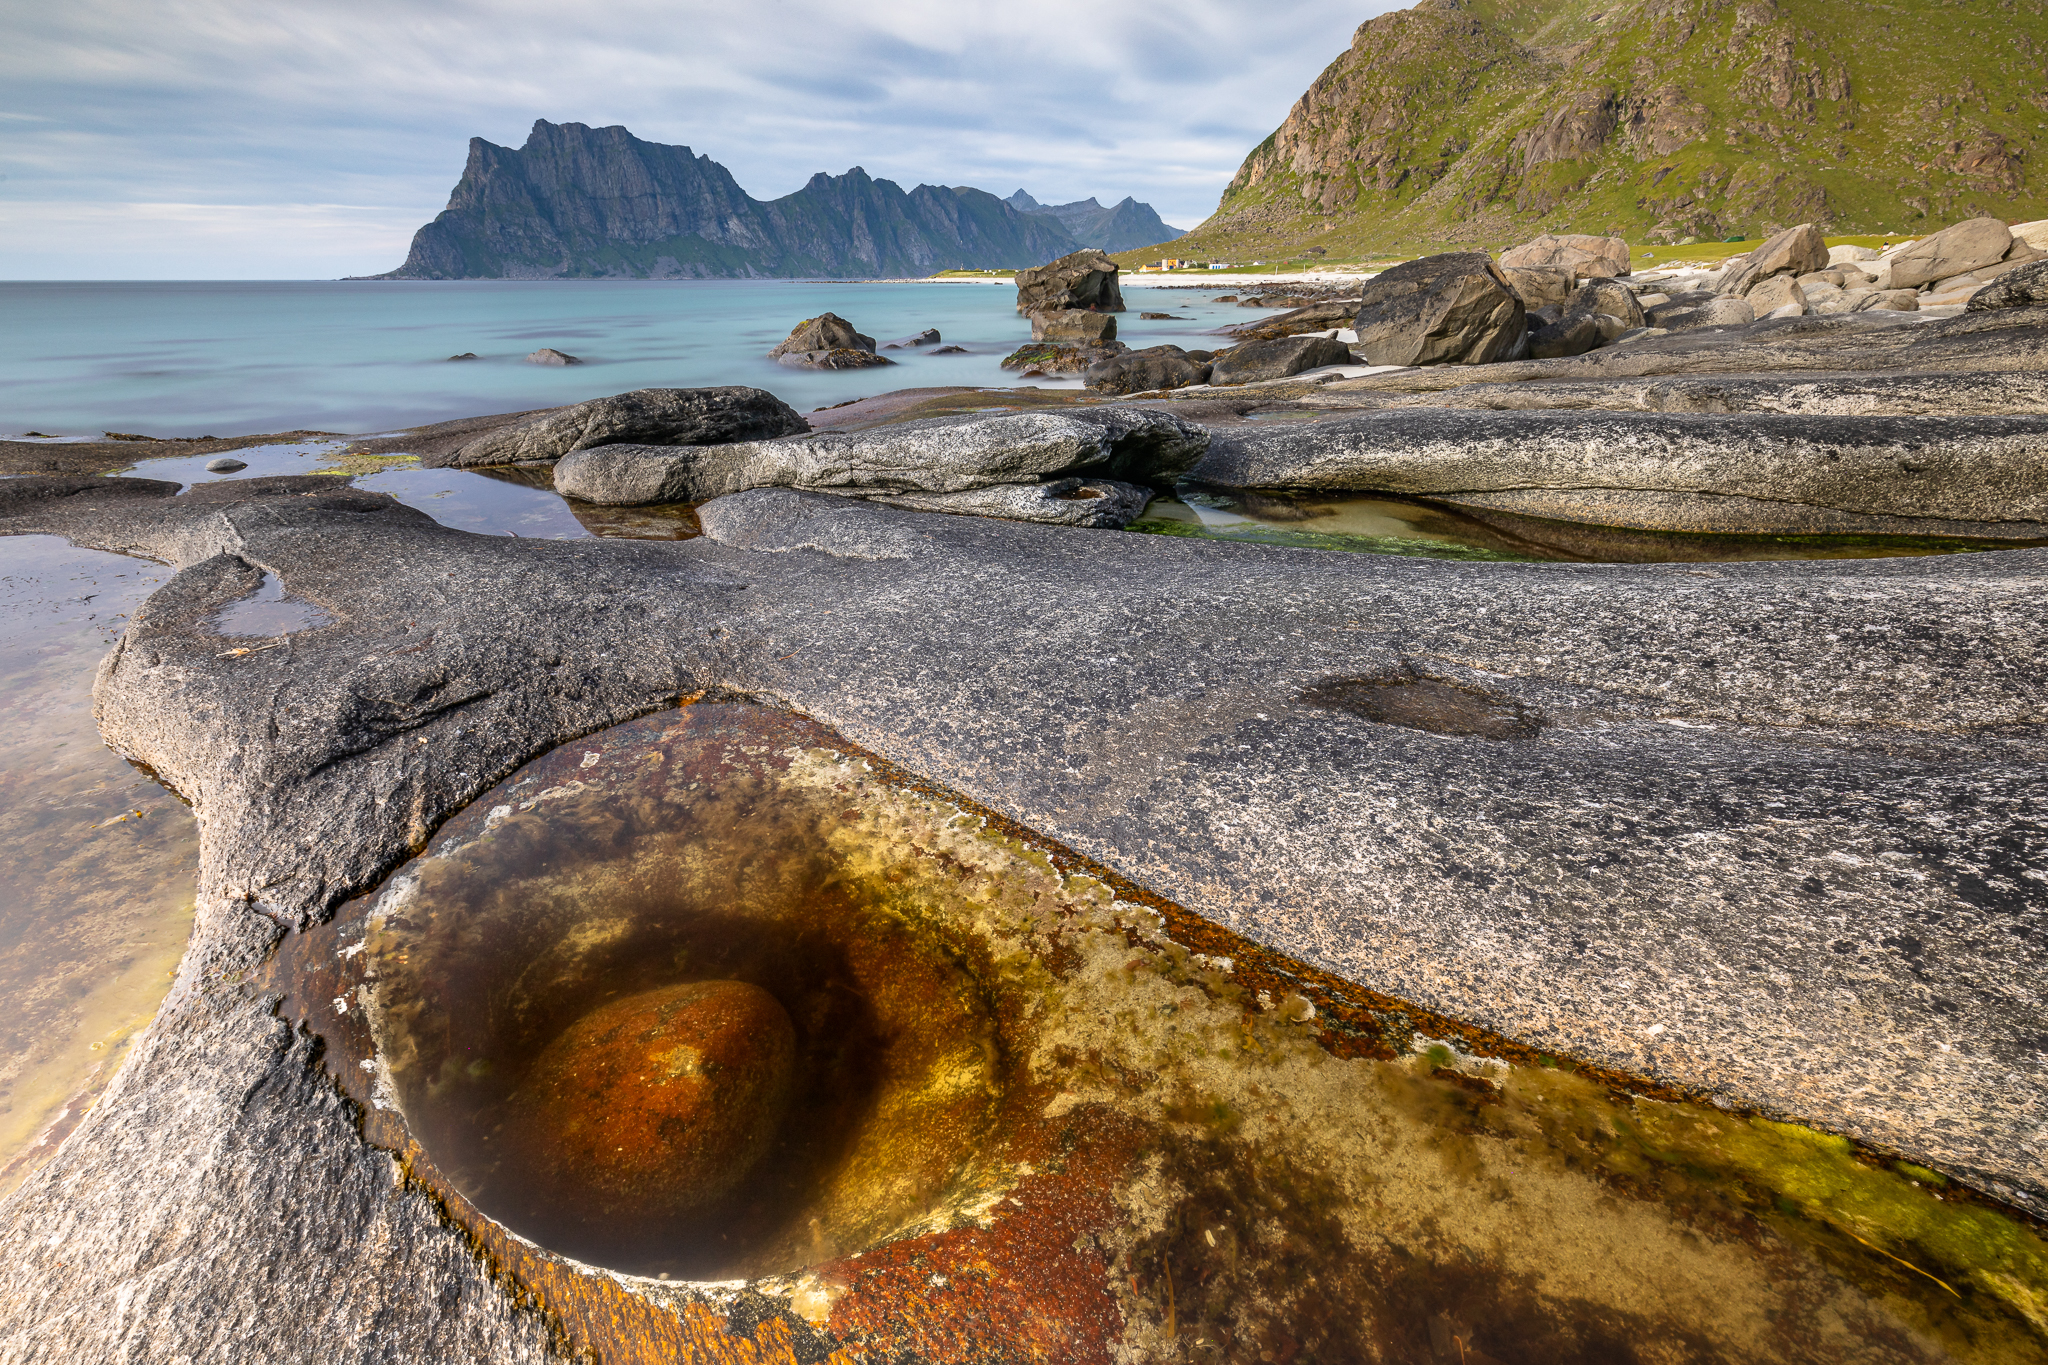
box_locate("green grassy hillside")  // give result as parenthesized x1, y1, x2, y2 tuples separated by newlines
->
(1118, 0, 2047, 267)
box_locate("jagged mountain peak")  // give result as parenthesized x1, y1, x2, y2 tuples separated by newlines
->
(379, 124, 1079, 279)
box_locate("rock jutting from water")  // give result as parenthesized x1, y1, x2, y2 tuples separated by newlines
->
(550, 406, 1207, 511)
(433, 386, 810, 469)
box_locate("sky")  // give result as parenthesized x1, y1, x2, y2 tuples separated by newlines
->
(0, 0, 1388, 279)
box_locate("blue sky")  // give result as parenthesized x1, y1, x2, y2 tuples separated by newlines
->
(0, 0, 1388, 278)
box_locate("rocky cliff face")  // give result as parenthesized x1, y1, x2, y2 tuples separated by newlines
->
(382, 121, 1081, 279)
(1152, 0, 2045, 258)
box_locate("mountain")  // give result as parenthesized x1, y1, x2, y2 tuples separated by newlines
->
(1002, 191, 1185, 252)
(1120, 0, 2046, 264)
(378, 120, 1080, 279)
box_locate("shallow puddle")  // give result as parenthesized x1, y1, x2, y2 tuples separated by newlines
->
(0, 536, 198, 1197)
(272, 704, 2047, 1364)
(1134, 488, 2048, 564)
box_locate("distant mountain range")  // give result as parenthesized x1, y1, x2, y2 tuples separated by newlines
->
(1001, 191, 1185, 254)
(375, 120, 1181, 280)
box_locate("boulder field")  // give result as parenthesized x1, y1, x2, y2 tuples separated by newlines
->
(0, 470, 2040, 1357)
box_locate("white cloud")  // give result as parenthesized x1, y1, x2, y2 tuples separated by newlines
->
(0, 0, 1390, 278)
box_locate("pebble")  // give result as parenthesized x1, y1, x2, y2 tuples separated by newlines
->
(204, 457, 248, 473)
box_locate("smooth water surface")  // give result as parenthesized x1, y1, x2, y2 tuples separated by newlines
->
(0, 536, 198, 1196)
(0, 280, 1252, 437)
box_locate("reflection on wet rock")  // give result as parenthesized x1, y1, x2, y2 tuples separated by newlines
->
(303, 704, 2048, 1362)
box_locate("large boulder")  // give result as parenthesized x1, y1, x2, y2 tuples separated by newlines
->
(769, 313, 875, 357)
(1718, 224, 1829, 297)
(1747, 275, 1809, 316)
(1351, 253, 1528, 366)
(1499, 233, 1631, 280)
(1967, 258, 2048, 312)
(553, 407, 1210, 506)
(1015, 249, 1124, 315)
(436, 387, 809, 469)
(1032, 310, 1118, 343)
(1207, 335, 1354, 386)
(1527, 314, 1604, 359)
(1222, 298, 1362, 343)
(1561, 277, 1645, 329)
(1502, 265, 1576, 309)
(999, 341, 1126, 374)
(1886, 217, 2015, 290)
(1084, 345, 1212, 394)
(769, 313, 893, 370)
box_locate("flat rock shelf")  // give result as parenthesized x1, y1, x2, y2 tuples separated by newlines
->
(0, 468, 2040, 1362)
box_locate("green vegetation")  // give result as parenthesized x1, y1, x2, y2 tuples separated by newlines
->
(1116, 0, 2048, 269)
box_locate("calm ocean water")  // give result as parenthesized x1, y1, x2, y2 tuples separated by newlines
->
(0, 279, 1252, 437)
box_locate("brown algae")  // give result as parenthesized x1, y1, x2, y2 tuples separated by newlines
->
(275, 703, 2047, 1364)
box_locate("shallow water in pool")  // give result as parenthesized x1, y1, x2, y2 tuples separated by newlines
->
(269, 704, 2048, 1363)
(0, 536, 198, 1197)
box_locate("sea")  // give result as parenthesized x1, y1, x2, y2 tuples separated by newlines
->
(0, 278, 1257, 437)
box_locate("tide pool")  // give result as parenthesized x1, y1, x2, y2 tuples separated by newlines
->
(0, 279, 1254, 437)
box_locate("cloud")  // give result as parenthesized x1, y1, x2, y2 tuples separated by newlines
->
(0, 0, 1391, 278)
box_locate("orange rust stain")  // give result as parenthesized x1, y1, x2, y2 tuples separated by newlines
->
(823, 1167, 1129, 1365)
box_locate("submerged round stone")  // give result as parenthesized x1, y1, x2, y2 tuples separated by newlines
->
(510, 980, 796, 1214)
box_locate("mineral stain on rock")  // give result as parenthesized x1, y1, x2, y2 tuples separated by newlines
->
(279, 703, 2048, 1364)
(509, 980, 796, 1217)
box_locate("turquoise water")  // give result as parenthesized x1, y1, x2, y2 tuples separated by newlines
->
(0, 280, 1250, 437)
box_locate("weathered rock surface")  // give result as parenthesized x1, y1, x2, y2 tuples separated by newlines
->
(866, 476, 1153, 527)
(1968, 258, 2048, 312)
(526, 347, 581, 366)
(1222, 297, 1361, 343)
(1499, 233, 1630, 280)
(1014, 248, 1124, 315)
(1351, 252, 1527, 366)
(1031, 309, 1117, 344)
(1746, 275, 1808, 316)
(771, 313, 876, 357)
(1527, 314, 1603, 359)
(1502, 264, 1575, 309)
(553, 407, 1210, 505)
(0, 471, 2042, 1358)
(1886, 217, 2014, 290)
(204, 457, 248, 473)
(1717, 223, 1828, 298)
(881, 328, 942, 349)
(777, 347, 894, 371)
(1190, 409, 2048, 530)
(1207, 335, 1353, 386)
(1084, 345, 1212, 394)
(1561, 277, 1645, 329)
(435, 387, 809, 469)
(1302, 369, 2048, 418)
(999, 340, 1126, 374)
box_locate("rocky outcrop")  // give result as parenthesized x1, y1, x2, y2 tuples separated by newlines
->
(1716, 224, 1829, 298)
(999, 341, 1127, 375)
(1352, 253, 1526, 366)
(1500, 234, 1630, 280)
(1208, 335, 1353, 386)
(434, 387, 809, 469)
(1031, 310, 1118, 344)
(1084, 346, 1213, 394)
(1191, 409, 2048, 531)
(768, 313, 894, 370)
(378, 120, 1080, 279)
(1968, 258, 2048, 312)
(1220, 298, 1362, 344)
(1502, 265, 1574, 309)
(1885, 216, 2014, 290)
(552, 408, 1209, 506)
(1147, 0, 2042, 261)
(1015, 249, 1124, 315)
